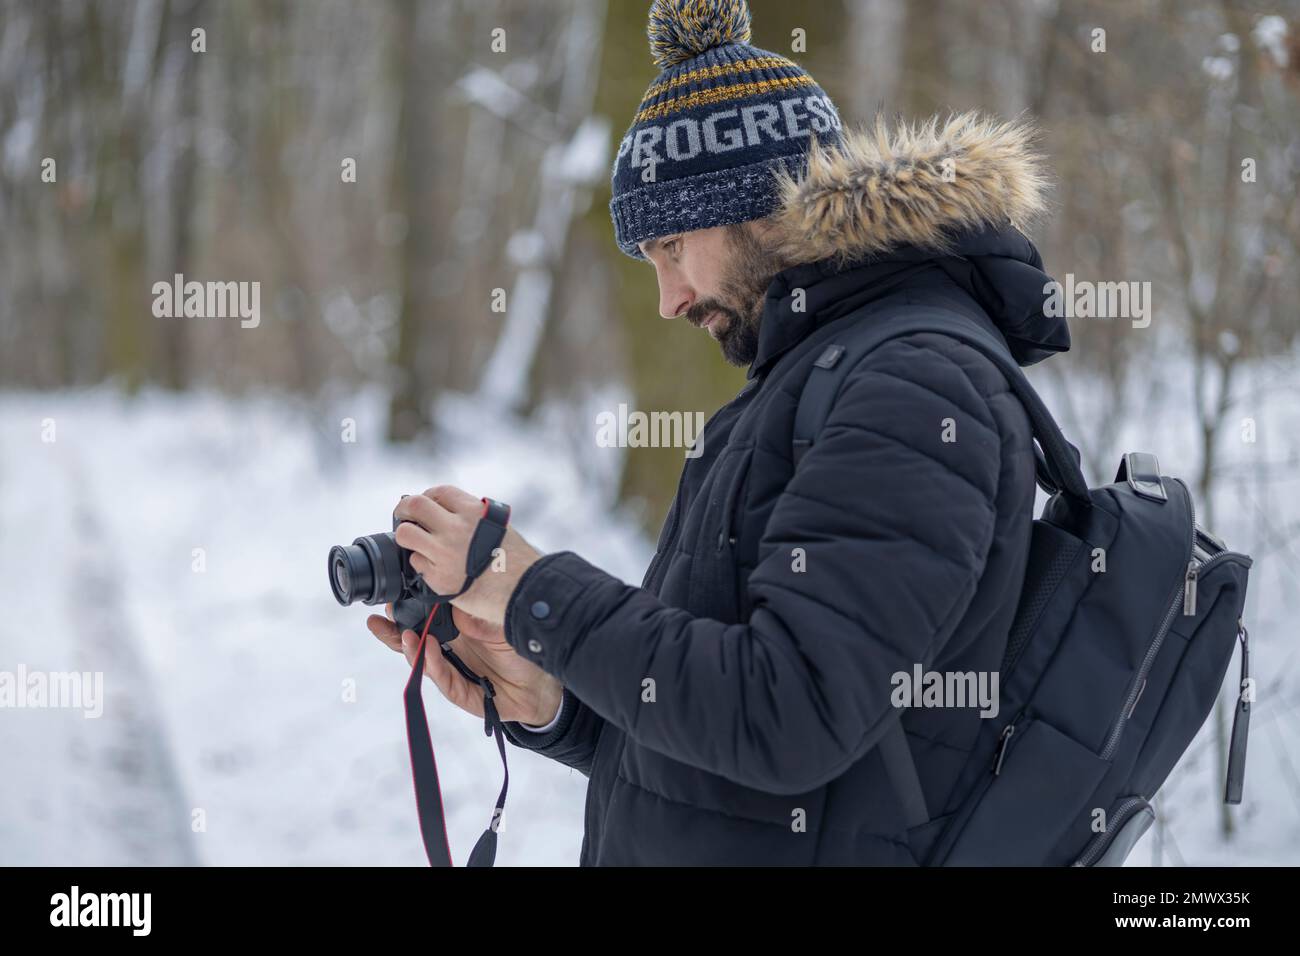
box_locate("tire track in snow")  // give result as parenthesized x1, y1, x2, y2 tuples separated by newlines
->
(62, 463, 200, 866)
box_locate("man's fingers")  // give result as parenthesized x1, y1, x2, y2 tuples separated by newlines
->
(410, 552, 435, 578)
(367, 614, 402, 652)
(394, 493, 452, 535)
(394, 519, 439, 557)
(426, 642, 482, 716)
(399, 630, 420, 668)
(400, 630, 483, 718)
(421, 485, 481, 514)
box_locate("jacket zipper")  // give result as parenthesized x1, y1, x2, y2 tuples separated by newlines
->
(644, 384, 758, 586)
(1072, 795, 1147, 866)
(643, 465, 689, 588)
(715, 449, 749, 552)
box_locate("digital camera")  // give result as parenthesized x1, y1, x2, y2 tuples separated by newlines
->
(328, 512, 446, 634)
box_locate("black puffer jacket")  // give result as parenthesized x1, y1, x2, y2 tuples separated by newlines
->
(500, 114, 1070, 865)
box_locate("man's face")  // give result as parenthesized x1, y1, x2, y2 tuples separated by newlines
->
(638, 221, 786, 367)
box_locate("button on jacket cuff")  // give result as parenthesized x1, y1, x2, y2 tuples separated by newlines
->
(503, 551, 592, 671)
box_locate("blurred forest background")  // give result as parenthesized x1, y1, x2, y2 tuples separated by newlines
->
(2, 0, 1300, 864)
(3, 0, 1299, 521)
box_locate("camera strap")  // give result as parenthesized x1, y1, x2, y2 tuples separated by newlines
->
(425, 497, 513, 603)
(403, 498, 512, 867)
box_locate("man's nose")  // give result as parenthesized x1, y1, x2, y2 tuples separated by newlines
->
(659, 282, 694, 320)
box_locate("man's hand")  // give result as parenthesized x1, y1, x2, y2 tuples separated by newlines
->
(368, 604, 563, 726)
(392, 485, 540, 625)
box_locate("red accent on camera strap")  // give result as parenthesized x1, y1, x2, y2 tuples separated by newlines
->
(404, 603, 510, 868)
(404, 604, 454, 866)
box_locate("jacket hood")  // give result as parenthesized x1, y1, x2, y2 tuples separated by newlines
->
(761, 112, 1069, 367)
(772, 112, 1048, 263)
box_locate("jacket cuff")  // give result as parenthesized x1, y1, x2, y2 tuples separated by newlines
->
(501, 686, 581, 750)
(517, 692, 565, 733)
(503, 550, 597, 675)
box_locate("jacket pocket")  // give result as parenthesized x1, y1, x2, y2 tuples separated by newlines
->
(583, 718, 617, 861)
(698, 442, 752, 554)
(617, 738, 817, 831)
(717, 446, 752, 552)
(687, 442, 753, 620)
(936, 716, 1111, 866)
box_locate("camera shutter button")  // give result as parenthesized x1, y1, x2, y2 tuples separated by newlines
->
(530, 601, 551, 620)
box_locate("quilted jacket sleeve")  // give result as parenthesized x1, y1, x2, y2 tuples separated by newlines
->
(501, 335, 1004, 794)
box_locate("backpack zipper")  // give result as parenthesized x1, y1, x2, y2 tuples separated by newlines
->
(1072, 795, 1148, 866)
(1099, 480, 1250, 761)
(992, 718, 1019, 776)
(928, 711, 1025, 864)
(1186, 525, 1230, 615)
(939, 485, 1249, 865)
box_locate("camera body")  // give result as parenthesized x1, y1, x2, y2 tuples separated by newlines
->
(328, 513, 458, 639)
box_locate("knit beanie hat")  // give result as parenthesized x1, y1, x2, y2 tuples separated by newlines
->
(609, 0, 844, 259)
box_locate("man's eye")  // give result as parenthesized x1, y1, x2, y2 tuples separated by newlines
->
(665, 238, 681, 255)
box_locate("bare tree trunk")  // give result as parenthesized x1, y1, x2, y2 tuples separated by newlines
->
(477, 0, 609, 414)
(386, 0, 454, 441)
(159, 0, 199, 390)
(90, 2, 148, 392)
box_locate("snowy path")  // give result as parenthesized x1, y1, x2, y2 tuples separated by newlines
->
(62, 466, 199, 865)
(0, 388, 648, 865)
(1, 430, 197, 863)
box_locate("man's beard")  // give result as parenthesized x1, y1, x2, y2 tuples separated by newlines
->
(684, 224, 787, 367)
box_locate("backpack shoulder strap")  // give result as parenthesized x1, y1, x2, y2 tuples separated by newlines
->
(789, 303, 1092, 841)
(792, 305, 1091, 506)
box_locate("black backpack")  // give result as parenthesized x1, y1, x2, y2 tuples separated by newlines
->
(794, 304, 1254, 867)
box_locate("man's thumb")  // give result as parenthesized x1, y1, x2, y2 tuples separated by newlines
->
(452, 605, 502, 641)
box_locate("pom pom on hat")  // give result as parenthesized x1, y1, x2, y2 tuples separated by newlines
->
(647, 0, 753, 68)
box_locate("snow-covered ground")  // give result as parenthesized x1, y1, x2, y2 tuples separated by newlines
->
(0, 380, 1296, 866)
(0, 386, 650, 866)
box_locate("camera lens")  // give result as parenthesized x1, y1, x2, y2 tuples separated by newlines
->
(327, 532, 407, 607)
(328, 544, 372, 606)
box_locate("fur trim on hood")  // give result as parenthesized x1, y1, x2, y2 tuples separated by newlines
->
(771, 112, 1050, 265)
